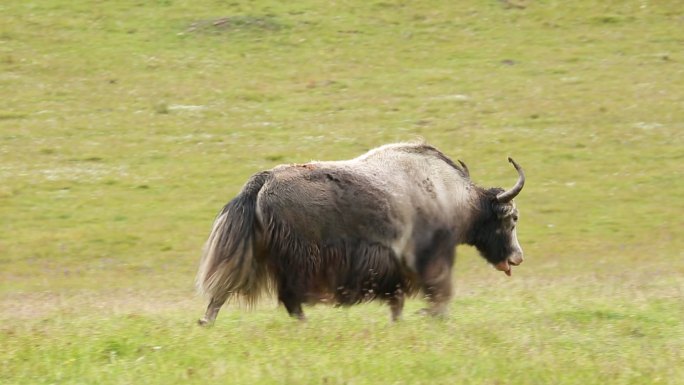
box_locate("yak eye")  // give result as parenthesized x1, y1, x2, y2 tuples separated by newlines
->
(512, 214, 519, 222)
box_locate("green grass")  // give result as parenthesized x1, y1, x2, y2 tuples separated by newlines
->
(1, 0, 683, 384)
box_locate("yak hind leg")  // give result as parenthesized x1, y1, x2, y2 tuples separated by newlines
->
(388, 288, 405, 322)
(418, 254, 454, 318)
(198, 295, 229, 327)
(277, 279, 306, 321)
(280, 294, 306, 321)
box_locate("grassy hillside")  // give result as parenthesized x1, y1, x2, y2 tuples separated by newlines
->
(1, 1, 682, 384)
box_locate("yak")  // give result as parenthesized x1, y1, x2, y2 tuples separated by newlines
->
(196, 142, 525, 324)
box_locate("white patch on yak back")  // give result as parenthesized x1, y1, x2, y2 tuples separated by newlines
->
(347, 142, 475, 271)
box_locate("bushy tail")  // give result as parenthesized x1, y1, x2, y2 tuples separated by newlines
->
(196, 171, 271, 305)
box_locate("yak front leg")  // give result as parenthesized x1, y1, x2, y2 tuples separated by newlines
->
(419, 255, 454, 318)
(198, 295, 229, 326)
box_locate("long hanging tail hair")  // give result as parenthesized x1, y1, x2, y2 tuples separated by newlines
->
(195, 171, 272, 305)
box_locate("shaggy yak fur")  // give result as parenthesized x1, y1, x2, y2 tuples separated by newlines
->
(196, 142, 525, 324)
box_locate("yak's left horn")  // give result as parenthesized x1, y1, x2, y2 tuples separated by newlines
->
(496, 157, 525, 203)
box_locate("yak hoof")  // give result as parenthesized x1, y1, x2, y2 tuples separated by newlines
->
(197, 317, 214, 327)
(416, 308, 448, 319)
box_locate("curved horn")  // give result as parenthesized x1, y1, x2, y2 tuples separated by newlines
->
(496, 157, 525, 203)
(457, 159, 470, 178)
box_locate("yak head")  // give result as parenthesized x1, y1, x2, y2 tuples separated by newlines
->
(468, 158, 525, 276)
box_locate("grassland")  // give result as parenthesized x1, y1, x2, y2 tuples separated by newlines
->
(1, 0, 683, 384)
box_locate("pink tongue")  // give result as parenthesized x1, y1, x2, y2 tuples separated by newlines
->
(495, 260, 511, 274)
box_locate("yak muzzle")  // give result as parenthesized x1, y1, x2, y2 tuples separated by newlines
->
(495, 253, 524, 276)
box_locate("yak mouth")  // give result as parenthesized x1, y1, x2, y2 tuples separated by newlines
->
(494, 254, 523, 276)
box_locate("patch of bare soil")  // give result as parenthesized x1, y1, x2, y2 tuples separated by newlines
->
(186, 16, 283, 35)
